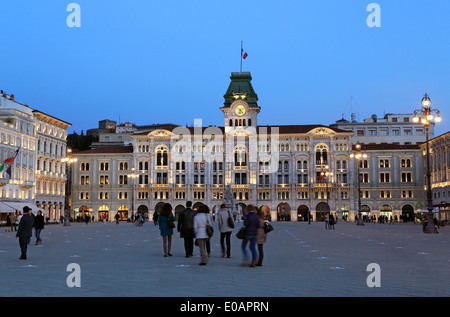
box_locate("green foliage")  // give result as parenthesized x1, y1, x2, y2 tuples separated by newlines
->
(67, 131, 98, 151)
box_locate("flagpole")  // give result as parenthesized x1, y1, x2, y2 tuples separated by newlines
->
(240, 41, 243, 73)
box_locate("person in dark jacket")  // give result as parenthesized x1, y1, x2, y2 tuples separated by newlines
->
(241, 205, 260, 267)
(16, 206, 35, 260)
(158, 203, 176, 257)
(34, 211, 45, 245)
(177, 201, 196, 257)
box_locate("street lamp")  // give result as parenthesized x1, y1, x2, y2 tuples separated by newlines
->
(61, 148, 77, 226)
(350, 144, 367, 226)
(413, 93, 441, 234)
(127, 167, 138, 221)
(320, 165, 333, 217)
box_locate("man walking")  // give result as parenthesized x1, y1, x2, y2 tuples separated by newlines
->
(177, 201, 196, 257)
(16, 206, 34, 261)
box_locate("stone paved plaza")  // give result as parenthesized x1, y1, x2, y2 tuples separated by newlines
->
(0, 220, 449, 298)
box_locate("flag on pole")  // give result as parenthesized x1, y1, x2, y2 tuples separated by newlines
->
(5, 147, 20, 162)
(242, 51, 248, 59)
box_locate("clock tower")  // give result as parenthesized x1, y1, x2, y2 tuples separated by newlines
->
(220, 72, 260, 133)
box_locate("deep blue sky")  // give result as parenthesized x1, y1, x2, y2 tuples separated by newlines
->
(0, 0, 448, 137)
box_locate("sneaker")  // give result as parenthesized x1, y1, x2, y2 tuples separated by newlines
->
(17, 257, 26, 261)
(198, 262, 207, 266)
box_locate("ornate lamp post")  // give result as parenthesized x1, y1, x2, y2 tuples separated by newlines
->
(413, 93, 441, 234)
(350, 144, 367, 226)
(127, 167, 138, 221)
(61, 148, 77, 226)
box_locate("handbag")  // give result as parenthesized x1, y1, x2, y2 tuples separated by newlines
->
(263, 222, 274, 233)
(206, 215, 214, 238)
(167, 216, 175, 229)
(235, 226, 245, 239)
(227, 211, 235, 229)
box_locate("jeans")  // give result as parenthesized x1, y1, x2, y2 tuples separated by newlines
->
(241, 235, 257, 262)
(35, 229, 42, 242)
(220, 231, 232, 257)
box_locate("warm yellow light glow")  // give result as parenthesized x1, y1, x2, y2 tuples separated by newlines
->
(413, 116, 420, 123)
(421, 118, 427, 124)
(422, 99, 431, 107)
(427, 114, 433, 121)
(435, 115, 441, 123)
(350, 154, 354, 158)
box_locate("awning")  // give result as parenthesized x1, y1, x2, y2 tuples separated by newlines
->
(0, 201, 17, 213)
(1, 201, 48, 215)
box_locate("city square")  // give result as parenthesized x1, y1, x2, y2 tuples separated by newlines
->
(0, 1, 449, 306)
(1, 220, 449, 298)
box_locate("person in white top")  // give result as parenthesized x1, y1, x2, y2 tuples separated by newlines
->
(194, 205, 213, 266)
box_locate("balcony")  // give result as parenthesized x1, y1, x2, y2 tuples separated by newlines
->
(232, 184, 249, 189)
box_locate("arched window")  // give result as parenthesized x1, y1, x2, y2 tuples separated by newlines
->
(156, 146, 168, 167)
(234, 146, 247, 167)
(315, 145, 328, 166)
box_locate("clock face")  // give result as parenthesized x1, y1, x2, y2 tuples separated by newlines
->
(235, 105, 246, 116)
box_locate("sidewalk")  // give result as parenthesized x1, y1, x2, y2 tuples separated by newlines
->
(0, 220, 448, 297)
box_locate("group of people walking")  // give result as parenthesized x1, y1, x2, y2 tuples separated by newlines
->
(157, 201, 270, 267)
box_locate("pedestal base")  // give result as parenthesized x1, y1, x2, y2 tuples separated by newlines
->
(423, 222, 439, 234)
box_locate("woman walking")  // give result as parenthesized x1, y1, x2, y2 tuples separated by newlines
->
(194, 204, 213, 266)
(158, 203, 176, 257)
(34, 211, 45, 245)
(256, 208, 267, 267)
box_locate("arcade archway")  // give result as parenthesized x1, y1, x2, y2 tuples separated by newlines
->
(277, 203, 291, 221)
(315, 202, 330, 221)
(297, 205, 309, 222)
(402, 204, 415, 223)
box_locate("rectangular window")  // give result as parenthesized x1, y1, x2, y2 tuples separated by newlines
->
(401, 172, 413, 183)
(380, 173, 390, 183)
(360, 173, 369, 183)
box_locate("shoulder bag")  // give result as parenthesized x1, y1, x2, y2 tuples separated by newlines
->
(167, 215, 175, 229)
(235, 226, 245, 239)
(206, 215, 214, 238)
(227, 210, 235, 229)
